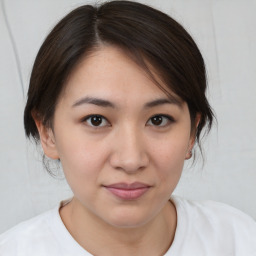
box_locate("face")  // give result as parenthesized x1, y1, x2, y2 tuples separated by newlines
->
(38, 46, 195, 228)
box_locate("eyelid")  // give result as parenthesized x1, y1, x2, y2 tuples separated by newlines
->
(146, 114, 175, 127)
(81, 114, 111, 128)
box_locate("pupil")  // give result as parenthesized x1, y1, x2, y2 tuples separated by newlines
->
(91, 116, 102, 126)
(152, 116, 162, 125)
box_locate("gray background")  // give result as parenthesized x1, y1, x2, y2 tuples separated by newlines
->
(0, 0, 256, 233)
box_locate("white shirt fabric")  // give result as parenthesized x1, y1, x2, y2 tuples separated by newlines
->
(1, 196, 256, 256)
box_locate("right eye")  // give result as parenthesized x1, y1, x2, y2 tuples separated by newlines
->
(82, 115, 110, 127)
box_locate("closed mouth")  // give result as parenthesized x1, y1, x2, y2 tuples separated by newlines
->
(103, 182, 151, 200)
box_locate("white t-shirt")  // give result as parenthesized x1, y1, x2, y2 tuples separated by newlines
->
(0, 196, 256, 256)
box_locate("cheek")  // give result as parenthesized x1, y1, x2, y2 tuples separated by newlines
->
(149, 132, 190, 181)
(55, 132, 109, 185)
(57, 140, 109, 205)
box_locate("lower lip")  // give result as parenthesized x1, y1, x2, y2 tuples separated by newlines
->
(105, 187, 150, 200)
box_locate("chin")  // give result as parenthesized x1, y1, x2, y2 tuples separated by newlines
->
(102, 207, 153, 229)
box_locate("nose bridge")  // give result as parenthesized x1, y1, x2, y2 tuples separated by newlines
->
(110, 122, 148, 172)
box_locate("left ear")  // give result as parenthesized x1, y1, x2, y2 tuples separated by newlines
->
(185, 114, 201, 160)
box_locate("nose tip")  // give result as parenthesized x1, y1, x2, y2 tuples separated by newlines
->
(112, 154, 148, 173)
(109, 133, 149, 173)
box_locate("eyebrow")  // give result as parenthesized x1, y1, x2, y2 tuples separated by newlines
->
(72, 96, 183, 109)
(72, 97, 116, 108)
(144, 97, 182, 108)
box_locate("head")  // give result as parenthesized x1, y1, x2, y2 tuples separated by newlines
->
(24, 1, 214, 227)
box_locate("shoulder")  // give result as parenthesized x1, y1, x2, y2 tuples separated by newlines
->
(170, 196, 256, 255)
(172, 195, 254, 218)
(0, 198, 91, 256)
(0, 207, 58, 255)
(172, 195, 256, 233)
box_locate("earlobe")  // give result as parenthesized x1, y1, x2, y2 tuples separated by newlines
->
(185, 149, 193, 160)
(185, 113, 201, 160)
(185, 137, 195, 160)
(33, 118, 59, 160)
(185, 136, 195, 160)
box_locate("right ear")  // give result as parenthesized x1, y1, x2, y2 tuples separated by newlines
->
(32, 113, 59, 160)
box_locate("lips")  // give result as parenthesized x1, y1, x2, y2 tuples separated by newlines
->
(103, 182, 151, 200)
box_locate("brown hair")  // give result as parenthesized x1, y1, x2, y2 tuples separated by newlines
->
(24, 0, 214, 152)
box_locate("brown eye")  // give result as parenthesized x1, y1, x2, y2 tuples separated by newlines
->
(84, 115, 109, 127)
(91, 116, 102, 126)
(147, 115, 174, 127)
(151, 116, 163, 126)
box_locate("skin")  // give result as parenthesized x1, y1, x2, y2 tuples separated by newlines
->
(35, 46, 197, 255)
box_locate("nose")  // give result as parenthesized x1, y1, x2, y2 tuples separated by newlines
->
(109, 125, 149, 173)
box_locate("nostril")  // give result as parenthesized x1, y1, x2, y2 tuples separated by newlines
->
(109, 153, 149, 173)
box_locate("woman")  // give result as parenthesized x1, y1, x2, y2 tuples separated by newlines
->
(1, 1, 255, 255)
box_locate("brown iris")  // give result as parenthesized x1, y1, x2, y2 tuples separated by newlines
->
(91, 116, 103, 126)
(151, 116, 163, 126)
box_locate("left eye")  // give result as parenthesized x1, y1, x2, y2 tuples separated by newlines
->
(83, 115, 109, 127)
(147, 115, 173, 127)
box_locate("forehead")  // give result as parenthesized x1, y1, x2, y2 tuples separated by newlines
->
(61, 46, 182, 106)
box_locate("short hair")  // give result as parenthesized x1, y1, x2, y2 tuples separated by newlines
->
(24, 0, 214, 151)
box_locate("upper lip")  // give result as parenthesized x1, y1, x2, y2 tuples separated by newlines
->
(104, 182, 151, 190)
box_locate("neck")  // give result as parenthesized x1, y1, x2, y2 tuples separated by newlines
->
(60, 198, 177, 256)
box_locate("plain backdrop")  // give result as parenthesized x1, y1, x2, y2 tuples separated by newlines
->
(0, 0, 256, 233)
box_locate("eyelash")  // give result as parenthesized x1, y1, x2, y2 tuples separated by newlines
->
(81, 115, 110, 128)
(146, 114, 175, 127)
(81, 114, 175, 128)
